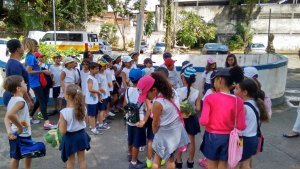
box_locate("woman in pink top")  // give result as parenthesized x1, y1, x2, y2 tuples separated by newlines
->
(199, 67, 246, 169)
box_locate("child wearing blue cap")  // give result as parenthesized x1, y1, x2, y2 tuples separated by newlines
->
(123, 68, 147, 169)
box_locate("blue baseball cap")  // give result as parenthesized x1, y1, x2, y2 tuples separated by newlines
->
(129, 68, 145, 82)
(163, 52, 172, 59)
(183, 67, 196, 78)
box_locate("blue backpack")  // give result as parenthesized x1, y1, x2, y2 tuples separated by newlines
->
(19, 137, 46, 158)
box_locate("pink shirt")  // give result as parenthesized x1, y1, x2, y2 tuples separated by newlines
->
(199, 92, 246, 134)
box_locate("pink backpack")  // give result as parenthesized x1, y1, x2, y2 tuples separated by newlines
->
(228, 97, 243, 169)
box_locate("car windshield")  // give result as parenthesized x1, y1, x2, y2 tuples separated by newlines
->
(141, 42, 146, 45)
(155, 43, 165, 47)
(252, 43, 265, 48)
(205, 43, 228, 50)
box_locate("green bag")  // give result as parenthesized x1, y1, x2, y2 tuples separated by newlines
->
(178, 88, 196, 118)
(44, 128, 62, 148)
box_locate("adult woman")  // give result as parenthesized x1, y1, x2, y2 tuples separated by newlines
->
(137, 73, 190, 169)
(23, 38, 55, 130)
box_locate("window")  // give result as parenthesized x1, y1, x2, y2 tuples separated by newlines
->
(69, 33, 83, 42)
(56, 33, 68, 41)
(0, 40, 7, 44)
(88, 34, 98, 42)
(42, 33, 54, 41)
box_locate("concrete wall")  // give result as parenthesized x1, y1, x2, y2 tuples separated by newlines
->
(156, 4, 300, 50)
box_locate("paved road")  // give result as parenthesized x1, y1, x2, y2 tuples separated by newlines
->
(0, 56, 299, 169)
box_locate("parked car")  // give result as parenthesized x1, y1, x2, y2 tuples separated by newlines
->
(140, 41, 148, 54)
(0, 38, 9, 62)
(153, 42, 166, 54)
(99, 39, 112, 54)
(202, 43, 229, 55)
(245, 43, 267, 54)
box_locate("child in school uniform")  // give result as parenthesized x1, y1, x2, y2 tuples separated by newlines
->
(4, 75, 33, 169)
(124, 68, 147, 169)
(175, 67, 201, 169)
(59, 84, 91, 168)
(50, 53, 63, 114)
(142, 58, 155, 75)
(111, 54, 123, 111)
(80, 59, 90, 98)
(96, 58, 111, 131)
(121, 56, 133, 90)
(201, 58, 217, 94)
(85, 62, 101, 135)
(60, 57, 76, 95)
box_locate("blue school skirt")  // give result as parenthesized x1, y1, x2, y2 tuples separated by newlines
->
(200, 131, 229, 161)
(241, 136, 258, 161)
(184, 115, 200, 135)
(203, 83, 212, 94)
(59, 129, 91, 162)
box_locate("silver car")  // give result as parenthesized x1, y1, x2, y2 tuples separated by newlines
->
(140, 41, 148, 54)
(99, 39, 112, 54)
(153, 42, 166, 54)
(0, 38, 9, 62)
(202, 43, 229, 55)
(245, 43, 267, 54)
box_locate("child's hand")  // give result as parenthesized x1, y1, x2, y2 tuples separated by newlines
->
(136, 120, 145, 128)
(8, 132, 17, 140)
(17, 127, 23, 134)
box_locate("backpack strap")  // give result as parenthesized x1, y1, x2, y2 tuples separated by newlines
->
(244, 102, 262, 135)
(126, 88, 130, 104)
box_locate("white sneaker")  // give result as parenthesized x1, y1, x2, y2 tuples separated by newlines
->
(108, 111, 116, 117)
(91, 128, 102, 135)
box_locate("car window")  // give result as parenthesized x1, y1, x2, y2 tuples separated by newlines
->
(56, 33, 68, 41)
(69, 33, 83, 42)
(88, 34, 98, 42)
(42, 33, 54, 41)
(156, 43, 165, 47)
(0, 40, 4, 44)
(103, 41, 109, 46)
(252, 43, 265, 48)
(141, 42, 146, 45)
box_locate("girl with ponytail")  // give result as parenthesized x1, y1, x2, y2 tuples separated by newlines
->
(234, 78, 269, 169)
(59, 84, 91, 168)
(199, 66, 246, 169)
(175, 67, 201, 169)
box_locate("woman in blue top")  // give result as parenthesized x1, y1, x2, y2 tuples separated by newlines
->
(23, 38, 56, 130)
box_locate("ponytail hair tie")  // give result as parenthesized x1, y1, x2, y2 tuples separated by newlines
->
(76, 89, 81, 93)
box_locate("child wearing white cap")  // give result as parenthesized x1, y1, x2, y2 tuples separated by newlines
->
(60, 57, 76, 95)
(121, 56, 133, 90)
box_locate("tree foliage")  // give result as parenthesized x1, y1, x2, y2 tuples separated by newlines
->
(99, 23, 119, 47)
(144, 12, 154, 37)
(176, 11, 217, 48)
(226, 22, 253, 50)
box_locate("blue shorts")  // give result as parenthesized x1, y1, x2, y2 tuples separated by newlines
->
(145, 118, 154, 140)
(53, 86, 61, 98)
(241, 136, 258, 161)
(127, 125, 146, 148)
(200, 131, 229, 161)
(87, 104, 98, 116)
(9, 136, 32, 160)
(98, 98, 108, 111)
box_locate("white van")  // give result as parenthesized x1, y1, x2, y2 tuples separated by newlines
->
(41, 31, 100, 53)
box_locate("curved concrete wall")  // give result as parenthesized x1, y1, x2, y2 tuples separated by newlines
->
(0, 54, 288, 106)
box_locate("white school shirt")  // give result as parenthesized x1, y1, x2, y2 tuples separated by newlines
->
(85, 75, 99, 104)
(142, 67, 155, 75)
(154, 94, 180, 126)
(62, 67, 76, 84)
(80, 70, 90, 96)
(50, 64, 63, 87)
(7, 97, 31, 137)
(121, 67, 132, 87)
(96, 73, 110, 99)
(176, 86, 199, 109)
(202, 89, 213, 101)
(125, 87, 144, 126)
(105, 69, 115, 92)
(60, 108, 86, 132)
(114, 63, 122, 77)
(202, 70, 213, 84)
(243, 99, 259, 137)
(161, 64, 182, 88)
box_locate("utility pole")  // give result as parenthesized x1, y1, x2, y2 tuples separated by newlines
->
(84, 0, 88, 23)
(53, 0, 56, 46)
(134, 0, 146, 53)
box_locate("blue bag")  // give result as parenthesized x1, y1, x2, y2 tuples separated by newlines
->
(19, 137, 46, 158)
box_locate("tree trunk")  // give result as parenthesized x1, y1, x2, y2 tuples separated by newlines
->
(165, 0, 172, 52)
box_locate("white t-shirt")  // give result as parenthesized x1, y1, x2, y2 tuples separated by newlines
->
(176, 86, 199, 109)
(202, 89, 213, 101)
(62, 67, 76, 84)
(154, 94, 180, 126)
(202, 70, 213, 84)
(105, 69, 115, 92)
(142, 67, 155, 75)
(7, 97, 31, 137)
(85, 75, 99, 104)
(125, 87, 144, 126)
(80, 70, 90, 96)
(243, 100, 259, 137)
(121, 67, 132, 87)
(49, 64, 63, 87)
(132, 62, 137, 69)
(60, 108, 86, 132)
(114, 63, 122, 77)
(40, 63, 49, 70)
(161, 64, 182, 88)
(96, 73, 110, 99)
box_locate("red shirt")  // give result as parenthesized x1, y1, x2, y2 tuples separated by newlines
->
(199, 92, 246, 134)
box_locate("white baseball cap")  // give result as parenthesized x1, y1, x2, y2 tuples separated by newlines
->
(244, 67, 258, 79)
(122, 55, 132, 63)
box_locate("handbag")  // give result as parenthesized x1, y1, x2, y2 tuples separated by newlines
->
(228, 97, 243, 169)
(244, 102, 264, 154)
(156, 96, 187, 152)
(19, 137, 46, 158)
(39, 73, 47, 88)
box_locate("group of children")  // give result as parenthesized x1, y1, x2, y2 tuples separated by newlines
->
(3, 44, 271, 169)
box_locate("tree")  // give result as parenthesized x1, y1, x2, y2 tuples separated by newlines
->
(164, 0, 173, 52)
(144, 12, 154, 38)
(106, 0, 132, 50)
(176, 11, 217, 48)
(99, 23, 119, 47)
(226, 22, 253, 51)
